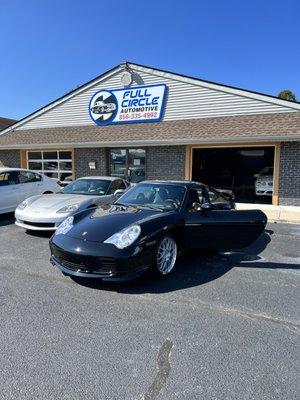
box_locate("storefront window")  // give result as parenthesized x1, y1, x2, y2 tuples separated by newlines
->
(27, 150, 73, 182)
(109, 148, 145, 183)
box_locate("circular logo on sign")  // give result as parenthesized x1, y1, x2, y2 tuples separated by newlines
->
(89, 90, 118, 126)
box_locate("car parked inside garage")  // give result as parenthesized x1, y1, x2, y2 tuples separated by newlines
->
(0, 168, 60, 214)
(255, 167, 274, 196)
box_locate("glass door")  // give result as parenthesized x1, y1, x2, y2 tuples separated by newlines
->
(109, 149, 146, 183)
(128, 149, 145, 183)
(109, 149, 127, 179)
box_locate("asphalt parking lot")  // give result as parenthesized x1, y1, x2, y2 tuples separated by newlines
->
(0, 213, 299, 400)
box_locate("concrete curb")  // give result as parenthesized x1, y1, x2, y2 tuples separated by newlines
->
(236, 203, 300, 223)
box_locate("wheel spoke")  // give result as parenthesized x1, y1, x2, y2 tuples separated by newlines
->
(157, 237, 177, 274)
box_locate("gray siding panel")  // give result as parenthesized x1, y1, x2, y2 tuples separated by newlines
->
(17, 69, 296, 130)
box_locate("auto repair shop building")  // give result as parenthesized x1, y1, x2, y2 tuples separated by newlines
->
(0, 62, 299, 205)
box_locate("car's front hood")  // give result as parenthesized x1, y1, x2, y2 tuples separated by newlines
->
(65, 204, 171, 243)
(26, 194, 99, 211)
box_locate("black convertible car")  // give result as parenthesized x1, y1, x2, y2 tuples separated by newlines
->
(50, 181, 267, 281)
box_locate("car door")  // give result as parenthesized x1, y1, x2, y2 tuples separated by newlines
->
(185, 187, 266, 250)
(0, 171, 21, 212)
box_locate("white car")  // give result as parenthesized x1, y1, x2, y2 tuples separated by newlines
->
(91, 101, 116, 114)
(255, 167, 274, 196)
(0, 168, 60, 214)
(15, 176, 129, 231)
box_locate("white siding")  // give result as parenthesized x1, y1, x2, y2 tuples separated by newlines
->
(17, 68, 296, 130)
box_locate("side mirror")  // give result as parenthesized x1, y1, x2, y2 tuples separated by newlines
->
(114, 189, 125, 198)
(201, 202, 214, 211)
(254, 174, 259, 178)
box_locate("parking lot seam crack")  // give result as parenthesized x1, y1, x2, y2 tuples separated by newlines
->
(141, 339, 173, 400)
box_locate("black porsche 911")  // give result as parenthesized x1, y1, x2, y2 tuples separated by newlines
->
(50, 181, 267, 281)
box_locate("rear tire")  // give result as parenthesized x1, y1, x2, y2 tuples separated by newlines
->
(151, 234, 177, 277)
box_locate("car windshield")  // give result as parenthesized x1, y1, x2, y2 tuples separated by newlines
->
(116, 183, 186, 211)
(61, 179, 110, 196)
(261, 167, 273, 176)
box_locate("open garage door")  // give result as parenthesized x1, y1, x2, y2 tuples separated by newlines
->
(191, 146, 275, 204)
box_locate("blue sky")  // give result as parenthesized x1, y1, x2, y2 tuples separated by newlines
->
(0, 0, 299, 120)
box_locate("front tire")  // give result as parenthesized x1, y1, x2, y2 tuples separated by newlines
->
(152, 234, 177, 276)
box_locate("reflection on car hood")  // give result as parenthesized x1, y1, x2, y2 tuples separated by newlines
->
(66, 204, 172, 243)
(26, 194, 102, 210)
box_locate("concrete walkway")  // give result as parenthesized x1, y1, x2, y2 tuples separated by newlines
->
(236, 203, 300, 223)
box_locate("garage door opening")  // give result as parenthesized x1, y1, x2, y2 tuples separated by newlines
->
(191, 146, 275, 204)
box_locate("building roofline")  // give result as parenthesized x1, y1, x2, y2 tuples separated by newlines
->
(1, 134, 299, 150)
(128, 61, 300, 107)
(0, 64, 122, 134)
(1, 61, 299, 136)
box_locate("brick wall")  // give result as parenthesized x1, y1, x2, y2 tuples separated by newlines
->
(74, 148, 108, 178)
(0, 150, 20, 168)
(279, 141, 300, 206)
(146, 146, 186, 180)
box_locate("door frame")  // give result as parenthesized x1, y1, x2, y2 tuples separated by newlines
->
(185, 142, 280, 206)
(108, 147, 146, 181)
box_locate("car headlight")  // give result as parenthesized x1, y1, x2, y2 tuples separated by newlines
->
(104, 225, 141, 249)
(55, 216, 74, 235)
(17, 200, 28, 210)
(56, 204, 79, 213)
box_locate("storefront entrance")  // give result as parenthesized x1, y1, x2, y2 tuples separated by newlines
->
(191, 145, 276, 204)
(109, 148, 146, 183)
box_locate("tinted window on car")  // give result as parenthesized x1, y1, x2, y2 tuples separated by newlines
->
(19, 171, 41, 184)
(119, 180, 127, 190)
(61, 179, 110, 196)
(118, 183, 186, 210)
(108, 180, 123, 194)
(0, 171, 19, 186)
(207, 188, 229, 204)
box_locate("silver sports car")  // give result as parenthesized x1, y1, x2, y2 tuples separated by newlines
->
(15, 176, 129, 231)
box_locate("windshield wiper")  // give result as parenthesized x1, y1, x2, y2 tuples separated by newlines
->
(114, 202, 162, 211)
(138, 204, 164, 211)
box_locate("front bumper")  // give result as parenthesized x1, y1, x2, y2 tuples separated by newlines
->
(15, 209, 70, 231)
(49, 234, 154, 281)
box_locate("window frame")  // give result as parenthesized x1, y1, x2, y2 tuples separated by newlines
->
(26, 149, 74, 181)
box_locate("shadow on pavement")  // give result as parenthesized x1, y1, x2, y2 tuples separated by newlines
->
(25, 230, 53, 239)
(0, 213, 15, 227)
(69, 230, 298, 294)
